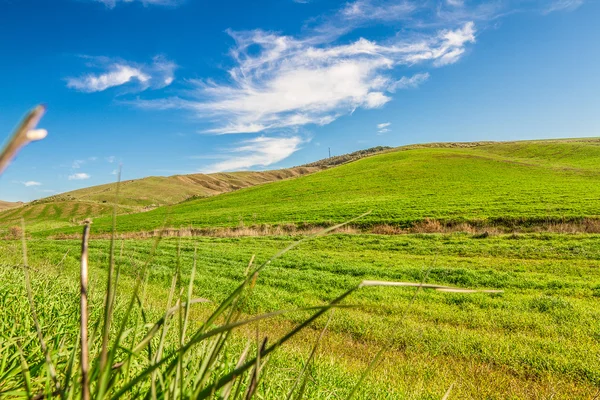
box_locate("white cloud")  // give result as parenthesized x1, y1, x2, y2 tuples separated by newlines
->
(389, 72, 430, 91)
(22, 181, 41, 187)
(341, 0, 417, 22)
(106, 156, 116, 163)
(67, 56, 176, 93)
(72, 159, 85, 169)
(202, 136, 305, 173)
(68, 173, 91, 180)
(544, 0, 584, 13)
(92, 0, 181, 8)
(377, 122, 391, 134)
(68, 65, 149, 92)
(132, 23, 475, 134)
(446, 0, 464, 7)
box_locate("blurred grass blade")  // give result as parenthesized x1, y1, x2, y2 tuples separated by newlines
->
(0, 105, 46, 176)
(345, 261, 436, 400)
(192, 287, 360, 399)
(221, 340, 252, 400)
(80, 221, 91, 400)
(442, 383, 454, 400)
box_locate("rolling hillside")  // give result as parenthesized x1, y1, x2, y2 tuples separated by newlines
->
(0, 200, 21, 211)
(40, 167, 323, 207)
(0, 201, 130, 233)
(28, 138, 600, 236)
(0, 146, 396, 234)
(0, 167, 322, 233)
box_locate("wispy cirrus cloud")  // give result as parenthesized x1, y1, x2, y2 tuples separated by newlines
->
(132, 22, 475, 134)
(327, 0, 584, 30)
(67, 55, 175, 93)
(201, 136, 306, 173)
(446, 0, 464, 6)
(544, 0, 585, 13)
(22, 181, 42, 187)
(377, 122, 391, 134)
(340, 0, 418, 22)
(68, 173, 91, 180)
(91, 0, 182, 8)
(389, 72, 430, 91)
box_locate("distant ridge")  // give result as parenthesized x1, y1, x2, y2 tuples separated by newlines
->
(0, 200, 21, 211)
(35, 167, 324, 208)
(300, 146, 393, 168)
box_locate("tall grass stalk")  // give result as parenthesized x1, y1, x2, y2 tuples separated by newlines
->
(80, 221, 91, 400)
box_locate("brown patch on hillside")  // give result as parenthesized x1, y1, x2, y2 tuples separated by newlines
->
(0, 200, 22, 212)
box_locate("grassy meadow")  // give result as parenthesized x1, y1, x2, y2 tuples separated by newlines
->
(2, 232, 600, 398)
(13, 139, 599, 237)
(2, 139, 600, 398)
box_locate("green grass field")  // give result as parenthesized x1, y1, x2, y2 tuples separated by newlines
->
(2, 138, 600, 398)
(2, 232, 600, 398)
(19, 139, 600, 237)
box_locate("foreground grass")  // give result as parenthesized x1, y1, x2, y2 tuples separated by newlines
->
(2, 232, 599, 398)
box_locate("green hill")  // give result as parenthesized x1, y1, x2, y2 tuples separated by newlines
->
(41, 167, 323, 208)
(0, 201, 129, 234)
(0, 167, 322, 234)
(31, 138, 600, 236)
(0, 146, 396, 234)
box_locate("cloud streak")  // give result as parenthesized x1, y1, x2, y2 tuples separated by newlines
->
(544, 0, 585, 13)
(67, 56, 175, 93)
(201, 136, 305, 173)
(377, 122, 391, 134)
(91, 0, 182, 8)
(68, 173, 91, 180)
(389, 72, 430, 91)
(22, 181, 41, 187)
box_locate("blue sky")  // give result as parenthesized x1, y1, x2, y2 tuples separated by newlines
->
(0, 0, 598, 201)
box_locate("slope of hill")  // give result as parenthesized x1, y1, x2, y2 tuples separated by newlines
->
(0, 201, 131, 234)
(0, 200, 21, 211)
(37, 167, 323, 208)
(0, 168, 322, 233)
(0, 146, 396, 234)
(34, 138, 600, 236)
(300, 146, 393, 167)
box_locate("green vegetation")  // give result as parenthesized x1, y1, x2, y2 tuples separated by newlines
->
(0, 168, 321, 234)
(0, 201, 127, 235)
(31, 138, 600, 236)
(2, 232, 599, 398)
(40, 167, 323, 208)
(300, 145, 392, 168)
(3, 138, 600, 398)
